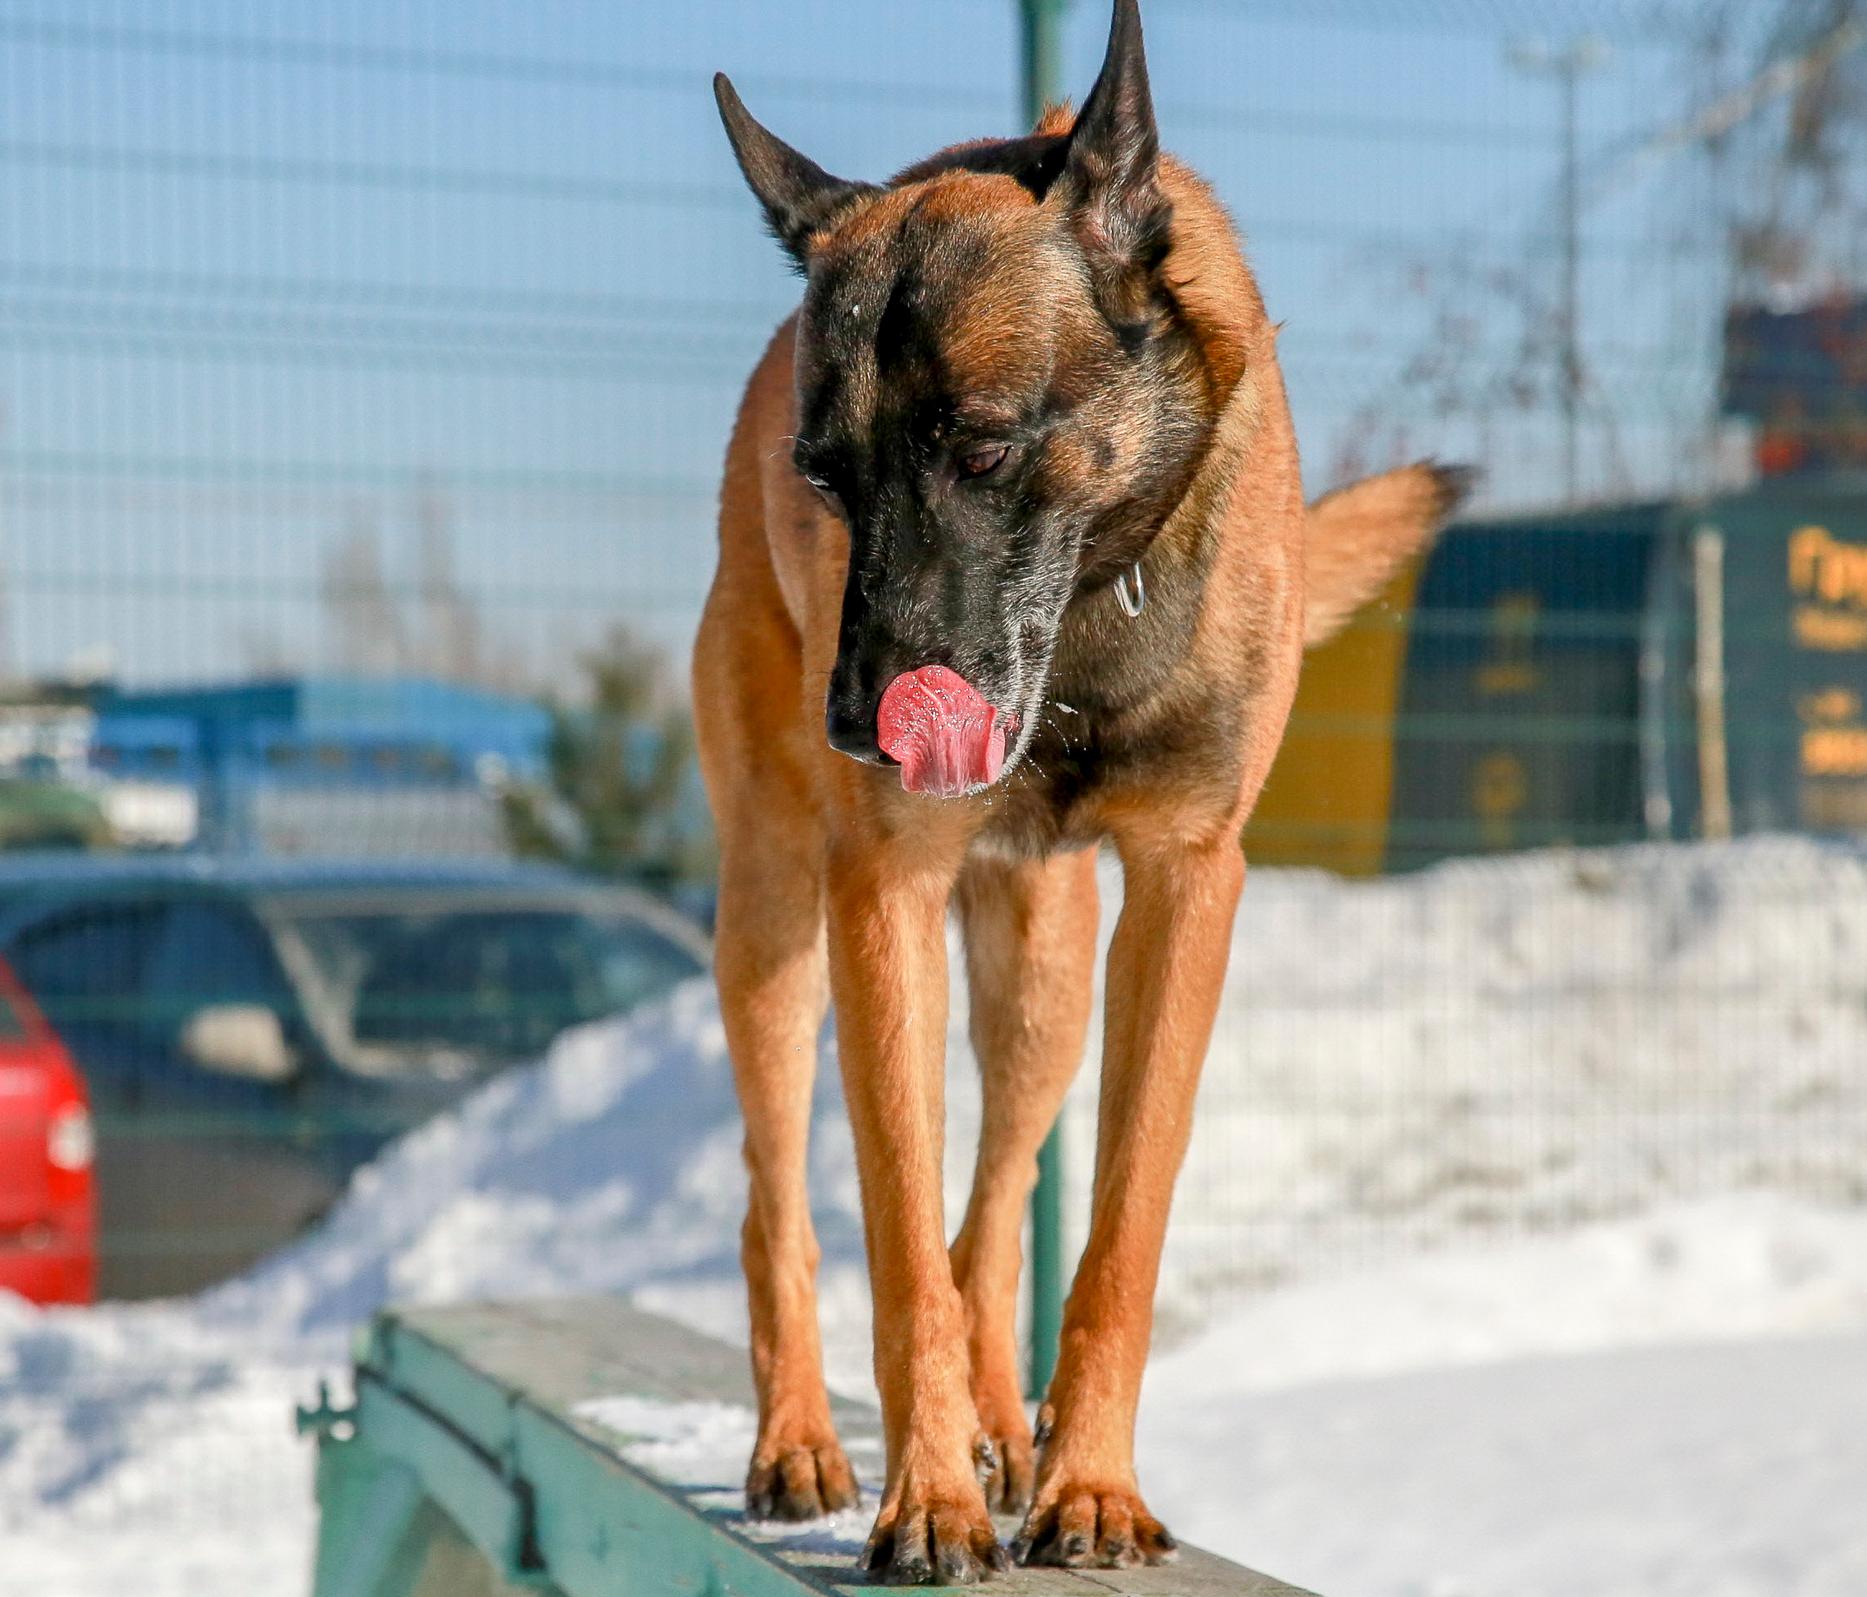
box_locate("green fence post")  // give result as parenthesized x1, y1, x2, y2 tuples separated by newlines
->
(1019, 0, 1071, 129)
(1029, 1119, 1065, 1398)
(1018, 0, 1071, 1402)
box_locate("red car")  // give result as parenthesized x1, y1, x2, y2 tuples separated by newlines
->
(0, 958, 95, 1304)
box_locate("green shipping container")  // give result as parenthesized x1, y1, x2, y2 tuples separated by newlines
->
(1251, 479, 1867, 871)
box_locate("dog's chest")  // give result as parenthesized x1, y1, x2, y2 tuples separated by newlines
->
(971, 723, 1124, 857)
(972, 691, 1243, 859)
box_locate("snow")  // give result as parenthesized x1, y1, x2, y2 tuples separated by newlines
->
(1143, 1335, 1867, 1597)
(1141, 1191, 1867, 1392)
(573, 1395, 879, 1560)
(3, 839, 1865, 1597)
(1146, 835, 1867, 1313)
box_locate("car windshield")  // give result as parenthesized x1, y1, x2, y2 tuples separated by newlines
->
(268, 902, 704, 1080)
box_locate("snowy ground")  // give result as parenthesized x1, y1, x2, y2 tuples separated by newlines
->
(1148, 1332, 1867, 1597)
(4, 839, 1866, 1597)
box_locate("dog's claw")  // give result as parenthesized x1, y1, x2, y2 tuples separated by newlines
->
(1032, 1403, 1055, 1451)
(862, 1498, 1006, 1584)
(1014, 1487, 1177, 1569)
(882, 1537, 932, 1587)
(977, 1430, 1034, 1515)
(972, 1434, 999, 1483)
(745, 1441, 860, 1522)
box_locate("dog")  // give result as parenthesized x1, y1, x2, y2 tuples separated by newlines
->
(695, 0, 1467, 1579)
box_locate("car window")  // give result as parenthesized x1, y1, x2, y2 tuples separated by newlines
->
(588, 915, 706, 1013)
(6, 902, 167, 1036)
(276, 904, 703, 1075)
(143, 902, 296, 1042)
(351, 912, 638, 1058)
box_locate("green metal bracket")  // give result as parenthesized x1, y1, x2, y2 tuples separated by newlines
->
(295, 1378, 356, 1440)
(350, 1374, 549, 1585)
(307, 1341, 551, 1592)
(310, 1437, 431, 1597)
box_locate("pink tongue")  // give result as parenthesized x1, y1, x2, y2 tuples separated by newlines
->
(876, 665, 1006, 797)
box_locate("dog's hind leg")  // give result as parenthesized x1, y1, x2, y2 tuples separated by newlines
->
(696, 604, 855, 1523)
(949, 848, 1099, 1514)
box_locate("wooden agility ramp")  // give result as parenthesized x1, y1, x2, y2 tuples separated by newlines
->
(304, 1297, 1318, 1597)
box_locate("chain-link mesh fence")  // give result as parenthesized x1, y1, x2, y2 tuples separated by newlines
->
(4, 7, 1867, 1589)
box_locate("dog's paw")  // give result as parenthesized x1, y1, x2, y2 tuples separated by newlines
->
(974, 1423, 1034, 1516)
(745, 1438, 860, 1521)
(966, 1383, 1035, 1515)
(861, 1480, 1007, 1584)
(1011, 1484, 1177, 1569)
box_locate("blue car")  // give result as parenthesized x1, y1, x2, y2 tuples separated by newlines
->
(0, 857, 709, 1298)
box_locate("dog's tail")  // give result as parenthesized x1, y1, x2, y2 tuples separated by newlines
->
(1303, 461, 1475, 648)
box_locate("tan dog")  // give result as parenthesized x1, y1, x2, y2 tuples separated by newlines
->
(695, 1, 1466, 1579)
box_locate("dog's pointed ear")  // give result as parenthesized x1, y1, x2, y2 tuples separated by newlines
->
(1056, 1, 1172, 329)
(714, 74, 875, 269)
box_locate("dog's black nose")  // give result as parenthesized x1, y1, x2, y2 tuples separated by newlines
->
(825, 700, 888, 765)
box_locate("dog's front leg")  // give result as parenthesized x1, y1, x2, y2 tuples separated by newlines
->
(825, 829, 1006, 1584)
(949, 849, 1099, 1515)
(1014, 830, 1246, 1568)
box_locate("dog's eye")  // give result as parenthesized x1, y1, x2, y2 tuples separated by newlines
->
(957, 443, 1010, 479)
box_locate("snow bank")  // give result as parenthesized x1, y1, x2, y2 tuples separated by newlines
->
(1150, 834, 1867, 1314)
(197, 834, 1867, 1358)
(0, 1289, 316, 1597)
(5, 837, 1867, 1597)
(195, 980, 802, 1357)
(1143, 1191, 1867, 1396)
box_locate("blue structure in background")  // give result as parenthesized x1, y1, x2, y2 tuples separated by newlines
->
(91, 677, 552, 855)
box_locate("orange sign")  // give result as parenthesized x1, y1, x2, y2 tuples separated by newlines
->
(1789, 525, 1867, 650)
(1475, 592, 1541, 695)
(1801, 685, 1867, 778)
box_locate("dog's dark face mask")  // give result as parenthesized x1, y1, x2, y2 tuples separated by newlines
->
(715, 1, 1208, 796)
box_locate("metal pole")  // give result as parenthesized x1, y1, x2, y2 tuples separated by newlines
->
(1029, 1123, 1064, 1398)
(1019, 0, 1070, 128)
(1559, 60, 1581, 503)
(1509, 36, 1603, 506)
(1019, 0, 1070, 1402)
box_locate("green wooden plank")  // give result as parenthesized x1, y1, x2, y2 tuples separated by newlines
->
(373, 1316, 525, 1462)
(328, 1297, 1320, 1597)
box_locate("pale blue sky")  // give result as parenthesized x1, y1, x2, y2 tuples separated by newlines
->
(0, 1, 1737, 687)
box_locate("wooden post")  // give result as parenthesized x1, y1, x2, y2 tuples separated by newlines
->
(1693, 526, 1733, 840)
